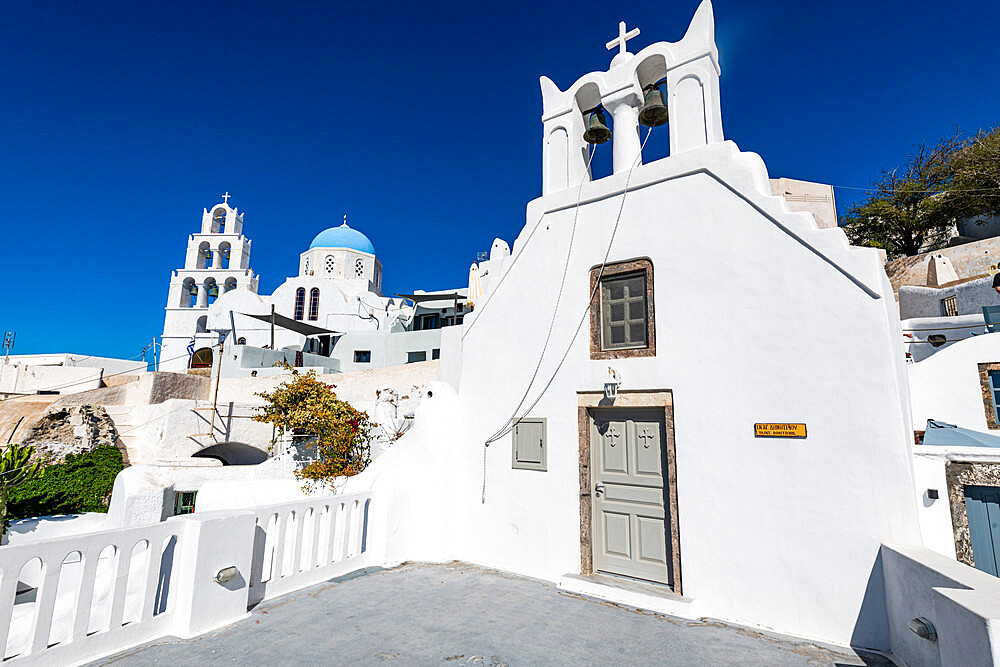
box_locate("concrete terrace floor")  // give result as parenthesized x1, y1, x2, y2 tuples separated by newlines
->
(97, 562, 889, 666)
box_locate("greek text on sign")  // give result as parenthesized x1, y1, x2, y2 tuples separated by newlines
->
(755, 423, 807, 438)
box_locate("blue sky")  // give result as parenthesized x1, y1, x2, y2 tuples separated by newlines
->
(1, 0, 997, 360)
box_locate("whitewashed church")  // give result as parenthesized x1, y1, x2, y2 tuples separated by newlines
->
(159, 197, 470, 375)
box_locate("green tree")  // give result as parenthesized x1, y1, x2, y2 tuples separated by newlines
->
(841, 131, 964, 258)
(946, 126, 1000, 224)
(253, 370, 374, 487)
(0, 443, 44, 534)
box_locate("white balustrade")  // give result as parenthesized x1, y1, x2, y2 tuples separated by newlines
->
(0, 491, 374, 665)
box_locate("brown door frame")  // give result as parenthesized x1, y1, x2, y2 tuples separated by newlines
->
(577, 390, 682, 594)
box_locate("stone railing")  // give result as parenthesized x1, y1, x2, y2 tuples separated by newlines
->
(0, 491, 374, 666)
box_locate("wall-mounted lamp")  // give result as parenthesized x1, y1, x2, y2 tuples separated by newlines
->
(908, 617, 937, 642)
(927, 488, 939, 500)
(605, 367, 622, 400)
(214, 566, 240, 585)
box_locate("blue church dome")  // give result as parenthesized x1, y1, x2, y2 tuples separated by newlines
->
(309, 222, 375, 254)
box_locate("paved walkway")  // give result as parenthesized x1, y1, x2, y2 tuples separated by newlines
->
(97, 563, 887, 666)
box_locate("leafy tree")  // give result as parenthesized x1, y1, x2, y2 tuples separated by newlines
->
(841, 131, 964, 258)
(6, 446, 124, 524)
(0, 443, 45, 534)
(253, 370, 373, 486)
(946, 126, 1000, 223)
(842, 127, 1000, 259)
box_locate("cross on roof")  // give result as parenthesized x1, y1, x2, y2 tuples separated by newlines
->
(221, 192, 231, 204)
(606, 21, 640, 55)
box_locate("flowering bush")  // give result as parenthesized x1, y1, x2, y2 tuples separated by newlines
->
(253, 370, 373, 485)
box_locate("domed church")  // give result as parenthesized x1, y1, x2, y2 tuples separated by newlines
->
(159, 196, 470, 375)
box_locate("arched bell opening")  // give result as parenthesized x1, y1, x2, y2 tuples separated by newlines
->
(219, 241, 232, 270)
(635, 55, 671, 165)
(204, 278, 219, 305)
(224, 276, 237, 294)
(574, 82, 614, 181)
(212, 207, 227, 234)
(196, 241, 211, 270)
(181, 277, 197, 308)
(189, 347, 213, 369)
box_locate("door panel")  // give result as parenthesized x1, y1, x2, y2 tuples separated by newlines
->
(592, 409, 671, 586)
(966, 485, 1000, 577)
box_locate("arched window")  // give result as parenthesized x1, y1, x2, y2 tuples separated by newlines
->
(355, 258, 364, 277)
(213, 208, 226, 233)
(325, 255, 335, 274)
(294, 287, 306, 321)
(190, 347, 213, 369)
(237, 337, 246, 345)
(224, 277, 237, 293)
(308, 288, 320, 321)
(196, 315, 208, 333)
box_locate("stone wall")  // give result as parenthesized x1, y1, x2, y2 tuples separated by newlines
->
(19, 405, 127, 465)
(887, 236, 1000, 296)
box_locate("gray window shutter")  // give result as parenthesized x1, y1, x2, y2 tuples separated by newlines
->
(512, 419, 547, 471)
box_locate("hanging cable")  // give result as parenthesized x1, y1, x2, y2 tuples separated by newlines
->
(482, 129, 653, 503)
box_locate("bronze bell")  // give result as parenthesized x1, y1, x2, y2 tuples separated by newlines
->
(208, 285, 219, 298)
(583, 110, 612, 144)
(638, 87, 668, 128)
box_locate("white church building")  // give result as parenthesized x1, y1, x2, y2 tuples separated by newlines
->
(160, 199, 471, 375)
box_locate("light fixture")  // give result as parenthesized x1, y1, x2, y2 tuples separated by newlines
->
(604, 367, 622, 400)
(908, 617, 937, 642)
(214, 566, 240, 585)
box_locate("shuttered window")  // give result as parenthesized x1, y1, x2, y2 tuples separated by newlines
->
(989, 371, 1000, 425)
(600, 272, 647, 350)
(512, 419, 546, 471)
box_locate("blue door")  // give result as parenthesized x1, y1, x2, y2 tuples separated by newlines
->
(965, 485, 1000, 577)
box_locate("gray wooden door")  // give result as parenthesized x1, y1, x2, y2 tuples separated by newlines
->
(591, 409, 671, 585)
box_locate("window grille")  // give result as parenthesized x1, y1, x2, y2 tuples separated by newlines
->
(942, 295, 959, 317)
(355, 258, 365, 277)
(308, 288, 320, 321)
(599, 272, 648, 350)
(294, 287, 305, 321)
(325, 255, 335, 274)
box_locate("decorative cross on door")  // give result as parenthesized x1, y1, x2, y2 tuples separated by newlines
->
(637, 427, 655, 449)
(606, 425, 622, 447)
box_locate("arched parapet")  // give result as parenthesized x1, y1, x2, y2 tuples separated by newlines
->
(537, 0, 723, 189)
(200, 201, 244, 235)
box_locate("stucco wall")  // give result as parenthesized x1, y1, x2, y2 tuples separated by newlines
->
(899, 275, 1000, 319)
(907, 333, 1000, 432)
(887, 236, 1000, 296)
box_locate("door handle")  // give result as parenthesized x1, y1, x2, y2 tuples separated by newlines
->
(594, 482, 605, 497)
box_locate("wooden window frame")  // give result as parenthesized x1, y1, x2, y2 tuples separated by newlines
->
(978, 363, 1000, 429)
(308, 288, 320, 321)
(294, 287, 306, 321)
(589, 258, 655, 360)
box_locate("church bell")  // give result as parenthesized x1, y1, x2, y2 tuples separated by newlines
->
(583, 110, 612, 145)
(638, 87, 668, 128)
(208, 285, 219, 298)
(188, 285, 198, 296)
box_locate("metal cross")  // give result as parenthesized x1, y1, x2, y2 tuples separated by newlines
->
(606, 21, 640, 55)
(221, 192, 231, 204)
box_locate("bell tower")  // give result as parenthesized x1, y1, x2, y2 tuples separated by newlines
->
(159, 195, 260, 371)
(538, 1, 723, 194)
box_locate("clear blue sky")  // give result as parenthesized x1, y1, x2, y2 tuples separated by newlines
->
(1, 0, 997, 360)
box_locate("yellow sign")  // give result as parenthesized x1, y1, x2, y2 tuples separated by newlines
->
(754, 423, 807, 438)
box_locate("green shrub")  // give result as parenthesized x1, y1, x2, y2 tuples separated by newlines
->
(7, 446, 124, 521)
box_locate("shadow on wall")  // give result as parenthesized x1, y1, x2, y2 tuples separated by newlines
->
(851, 550, 889, 652)
(192, 442, 268, 466)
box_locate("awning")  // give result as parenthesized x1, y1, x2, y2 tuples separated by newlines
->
(921, 420, 1000, 448)
(240, 312, 342, 337)
(395, 292, 466, 303)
